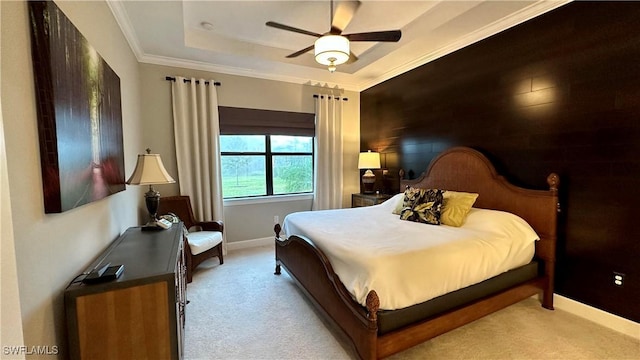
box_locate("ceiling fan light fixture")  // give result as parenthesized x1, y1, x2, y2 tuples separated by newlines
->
(314, 35, 350, 66)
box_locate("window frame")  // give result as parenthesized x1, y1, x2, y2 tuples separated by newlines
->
(220, 134, 314, 199)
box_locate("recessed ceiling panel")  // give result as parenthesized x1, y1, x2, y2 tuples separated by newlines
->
(111, 0, 570, 91)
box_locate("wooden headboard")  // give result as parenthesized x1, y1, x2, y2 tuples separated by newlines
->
(400, 147, 559, 263)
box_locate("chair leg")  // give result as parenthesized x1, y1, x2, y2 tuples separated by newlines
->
(217, 243, 224, 265)
(188, 243, 224, 281)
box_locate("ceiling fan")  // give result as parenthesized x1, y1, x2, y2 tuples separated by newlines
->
(266, 0, 402, 72)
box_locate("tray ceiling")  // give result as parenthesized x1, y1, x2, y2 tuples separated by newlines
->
(108, 0, 569, 91)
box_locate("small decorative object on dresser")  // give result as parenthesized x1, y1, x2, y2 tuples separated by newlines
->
(352, 193, 393, 208)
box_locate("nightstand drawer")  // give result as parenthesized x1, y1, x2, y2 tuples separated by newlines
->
(352, 193, 392, 208)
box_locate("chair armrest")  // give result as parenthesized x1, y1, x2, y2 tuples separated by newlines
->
(193, 221, 224, 233)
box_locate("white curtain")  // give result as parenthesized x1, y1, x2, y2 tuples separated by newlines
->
(313, 95, 343, 210)
(170, 77, 226, 251)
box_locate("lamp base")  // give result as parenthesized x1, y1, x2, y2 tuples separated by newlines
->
(143, 185, 161, 229)
(141, 221, 163, 231)
(362, 169, 376, 194)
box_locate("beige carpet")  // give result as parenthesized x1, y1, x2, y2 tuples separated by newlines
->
(184, 245, 639, 360)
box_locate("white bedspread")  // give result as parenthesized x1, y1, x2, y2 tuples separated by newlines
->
(282, 194, 538, 310)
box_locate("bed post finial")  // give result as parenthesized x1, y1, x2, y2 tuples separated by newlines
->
(547, 173, 560, 213)
(274, 223, 282, 239)
(399, 169, 405, 180)
(547, 173, 559, 193)
(366, 290, 380, 322)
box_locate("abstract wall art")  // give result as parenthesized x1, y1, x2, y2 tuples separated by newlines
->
(29, 1, 125, 213)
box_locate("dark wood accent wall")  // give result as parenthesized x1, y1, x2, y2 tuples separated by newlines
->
(361, 2, 640, 322)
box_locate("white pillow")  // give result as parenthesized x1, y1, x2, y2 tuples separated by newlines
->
(389, 193, 405, 214)
(462, 208, 540, 244)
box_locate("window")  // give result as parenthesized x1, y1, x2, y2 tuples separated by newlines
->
(220, 135, 313, 198)
(218, 107, 315, 199)
(271, 135, 313, 195)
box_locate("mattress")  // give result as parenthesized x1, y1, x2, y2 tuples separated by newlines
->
(377, 260, 539, 334)
(282, 194, 539, 310)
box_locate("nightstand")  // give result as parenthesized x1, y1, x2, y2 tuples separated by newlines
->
(352, 193, 393, 208)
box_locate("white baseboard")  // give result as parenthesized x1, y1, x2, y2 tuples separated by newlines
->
(553, 294, 640, 340)
(226, 237, 273, 251)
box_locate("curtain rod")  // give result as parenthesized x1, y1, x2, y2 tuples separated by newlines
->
(165, 76, 221, 86)
(313, 94, 348, 101)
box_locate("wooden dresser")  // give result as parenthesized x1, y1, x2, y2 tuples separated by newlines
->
(65, 225, 186, 360)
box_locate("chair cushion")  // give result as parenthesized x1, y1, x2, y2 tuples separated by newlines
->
(186, 231, 223, 255)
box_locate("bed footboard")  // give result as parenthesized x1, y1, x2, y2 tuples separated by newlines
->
(274, 224, 379, 360)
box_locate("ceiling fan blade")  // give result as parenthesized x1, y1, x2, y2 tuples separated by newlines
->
(266, 21, 322, 38)
(330, 0, 361, 34)
(345, 30, 402, 42)
(346, 51, 358, 64)
(286, 45, 315, 58)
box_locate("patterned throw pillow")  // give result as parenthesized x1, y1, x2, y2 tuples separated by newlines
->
(399, 188, 444, 225)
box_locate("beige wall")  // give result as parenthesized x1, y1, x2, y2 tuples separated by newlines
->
(0, 0, 26, 356)
(139, 63, 360, 243)
(1, 0, 142, 356)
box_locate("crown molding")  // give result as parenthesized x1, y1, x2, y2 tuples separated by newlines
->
(106, 0, 144, 61)
(139, 53, 360, 92)
(356, 0, 572, 91)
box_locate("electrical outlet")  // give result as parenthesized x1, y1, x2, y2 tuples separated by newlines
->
(613, 272, 625, 287)
(274, 215, 279, 224)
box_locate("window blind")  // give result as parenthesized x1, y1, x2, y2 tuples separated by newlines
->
(218, 106, 315, 137)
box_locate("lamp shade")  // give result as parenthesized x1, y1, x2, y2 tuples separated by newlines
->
(126, 153, 175, 185)
(358, 151, 381, 169)
(314, 35, 350, 66)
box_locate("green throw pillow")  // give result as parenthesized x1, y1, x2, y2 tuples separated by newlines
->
(441, 191, 479, 227)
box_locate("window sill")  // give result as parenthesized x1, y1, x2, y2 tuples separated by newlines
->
(223, 193, 313, 207)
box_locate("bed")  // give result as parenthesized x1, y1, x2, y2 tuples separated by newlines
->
(273, 147, 559, 359)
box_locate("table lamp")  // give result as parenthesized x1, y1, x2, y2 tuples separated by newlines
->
(126, 148, 176, 230)
(358, 150, 381, 194)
